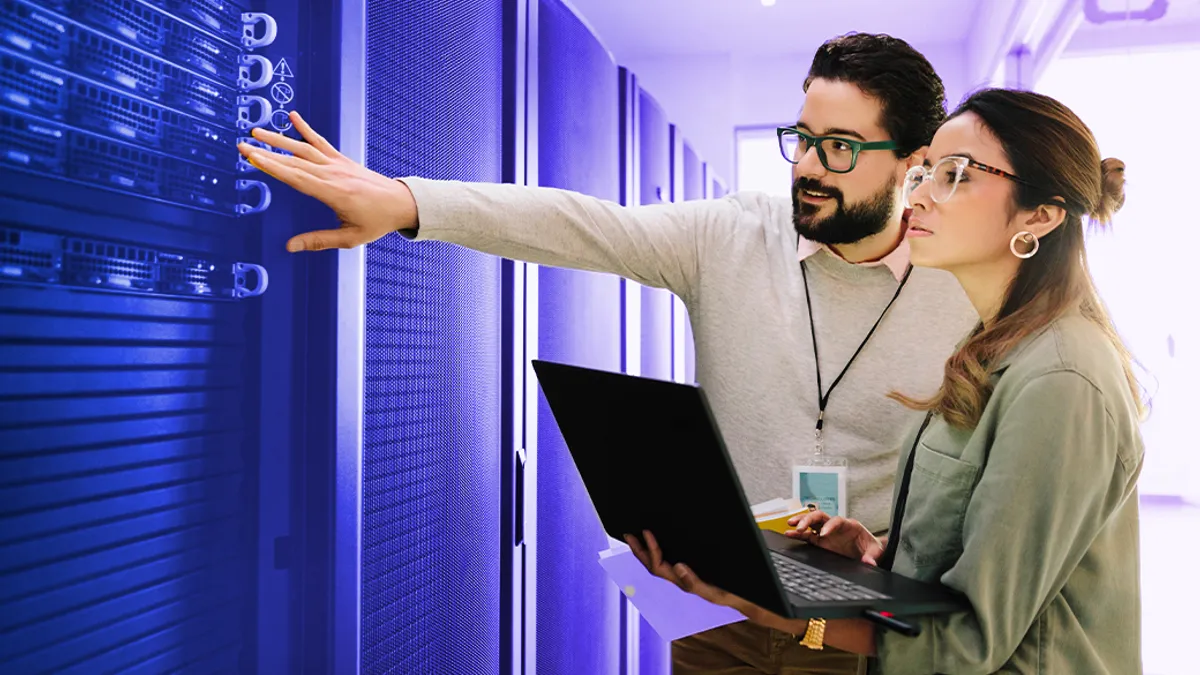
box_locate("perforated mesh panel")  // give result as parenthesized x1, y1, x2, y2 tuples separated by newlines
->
(536, 2, 623, 674)
(0, 285, 253, 675)
(361, 1, 504, 674)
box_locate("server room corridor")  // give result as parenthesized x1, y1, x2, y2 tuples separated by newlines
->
(0, 0, 1192, 673)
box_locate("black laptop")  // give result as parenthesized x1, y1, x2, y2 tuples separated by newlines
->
(531, 359, 968, 634)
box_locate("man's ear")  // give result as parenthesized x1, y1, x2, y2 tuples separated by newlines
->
(1022, 201, 1068, 238)
(905, 147, 929, 170)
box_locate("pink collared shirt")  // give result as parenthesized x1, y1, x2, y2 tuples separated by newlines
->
(796, 218, 912, 281)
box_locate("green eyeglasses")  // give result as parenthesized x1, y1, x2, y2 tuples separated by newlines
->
(777, 127, 899, 174)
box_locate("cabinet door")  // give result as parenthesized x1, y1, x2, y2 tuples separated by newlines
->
(535, 1, 624, 673)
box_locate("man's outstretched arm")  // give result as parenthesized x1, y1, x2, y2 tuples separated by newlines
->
(239, 111, 748, 296)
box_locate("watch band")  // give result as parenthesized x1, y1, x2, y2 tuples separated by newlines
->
(798, 618, 827, 650)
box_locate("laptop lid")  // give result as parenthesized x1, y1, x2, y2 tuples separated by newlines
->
(531, 359, 794, 618)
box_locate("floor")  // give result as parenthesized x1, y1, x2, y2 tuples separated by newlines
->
(1140, 496, 1197, 675)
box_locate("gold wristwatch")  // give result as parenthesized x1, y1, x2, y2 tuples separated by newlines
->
(798, 618, 827, 650)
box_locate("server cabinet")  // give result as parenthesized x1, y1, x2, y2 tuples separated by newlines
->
(712, 174, 728, 199)
(682, 142, 704, 203)
(0, 0, 298, 672)
(635, 87, 674, 387)
(628, 84, 676, 675)
(678, 140, 704, 385)
(531, 1, 624, 674)
(0, 0, 518, 673)
(339, 1, 512, 674)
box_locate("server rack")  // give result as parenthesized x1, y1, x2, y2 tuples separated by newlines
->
(0, 0, 713, 672)
(682, 141, 704, 203)
(335, 1, 517, 674)
(0, 0, 300, 673)
(532, 2, 625, 674)
(712, 174, 728, 199)
(679, 139, 704, 385)
(634, 86, 674, 388)
(626, 81, 675, 675)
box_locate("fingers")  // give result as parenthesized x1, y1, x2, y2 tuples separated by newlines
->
(238, 147, 324, 197)
(861, 553, 878, 567)
(286, 227, 366, 252)
(249, 127, 330, 164)
(239, 144, 320, 174)
(820, 516, 850, 538)
(864, 537, 885, 559)
(289, 111, 342, 158)
(785, 527, 818, 542)
(786, 510, 829, 539)
(644, 531, 681, 583)
(624, 533, 652, 569)
(789, 510, 830, 529)
(624, 530, 682, 586)
(644, 530, 664, 571)
(624, 532, 669, 581)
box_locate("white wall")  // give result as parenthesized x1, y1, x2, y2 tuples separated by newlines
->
(622, 54, 737, 186)
(1036, 48, 1200, 501)
(623, 42, 970, 190)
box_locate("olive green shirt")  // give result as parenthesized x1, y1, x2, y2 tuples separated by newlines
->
(875, 313, 1144, 674)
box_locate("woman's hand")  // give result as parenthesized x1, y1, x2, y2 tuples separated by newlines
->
(622, 530, 877, 655)
(786, 511, 884, 566)
(237, 112, 419, 252)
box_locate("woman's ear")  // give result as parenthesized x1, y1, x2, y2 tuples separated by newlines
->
(1022, 201, 1068, 238)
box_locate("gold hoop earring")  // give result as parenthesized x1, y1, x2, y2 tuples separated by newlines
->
(1010, 231, 1039, 259)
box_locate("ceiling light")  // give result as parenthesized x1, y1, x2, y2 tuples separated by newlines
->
(762, 0, 777, 6)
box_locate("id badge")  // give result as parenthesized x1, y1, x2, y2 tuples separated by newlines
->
(792, 456, 848, 518)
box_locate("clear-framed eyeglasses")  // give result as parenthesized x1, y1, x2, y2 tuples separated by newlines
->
(902, 155, 1034, 209)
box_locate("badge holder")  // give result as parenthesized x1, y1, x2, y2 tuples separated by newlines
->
(791, 417, 847, 518)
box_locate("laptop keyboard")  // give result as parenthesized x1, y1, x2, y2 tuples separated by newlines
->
(770, 551, 891, 602)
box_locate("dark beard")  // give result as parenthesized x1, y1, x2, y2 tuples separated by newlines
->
(791, 175, 898, 246)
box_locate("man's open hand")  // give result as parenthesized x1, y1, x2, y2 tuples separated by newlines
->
(238, 111, 418, 252)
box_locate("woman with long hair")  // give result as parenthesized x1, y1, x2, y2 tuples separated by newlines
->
(630, 88, 1144, 674)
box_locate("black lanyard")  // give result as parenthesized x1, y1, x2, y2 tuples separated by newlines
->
(877, 410, 934, 571)
(800, 260, 914, 447)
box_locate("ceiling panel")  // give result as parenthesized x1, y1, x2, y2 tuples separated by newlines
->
(563, 0, 979, 60)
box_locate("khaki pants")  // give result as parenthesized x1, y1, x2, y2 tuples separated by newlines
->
(672, 621, 867, 675)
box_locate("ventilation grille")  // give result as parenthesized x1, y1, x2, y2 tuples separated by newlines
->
(0, 52, 69, 117)
(70, 23, 232, 119)
(360, 0, 505, 673)
(0, 224, 261, 300)
(71, 0, 240, 81)
(0, 0, 70, 62)
(0, 262, 255, 674)
(0, 1, 262, 669)
(0, 0, 253, 215)
(164, 0, 248, 40)
(0, 108, 239, 213)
